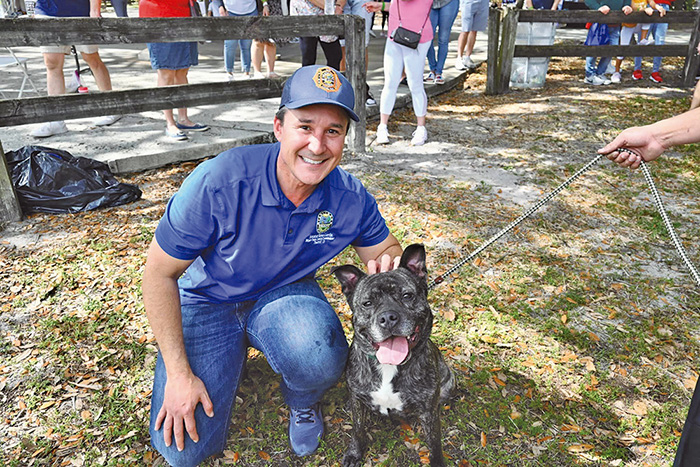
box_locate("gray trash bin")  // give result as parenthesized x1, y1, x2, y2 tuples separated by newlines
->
(510, 22, 557, 89)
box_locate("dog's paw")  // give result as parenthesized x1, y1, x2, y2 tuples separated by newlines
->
(342, 450, 363, 467)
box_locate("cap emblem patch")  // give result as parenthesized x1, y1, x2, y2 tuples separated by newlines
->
(312, 67, 341, 93)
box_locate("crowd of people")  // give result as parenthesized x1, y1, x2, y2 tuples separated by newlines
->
(584, 0, 675, 85)
(20, 0, 688, 143)
(21, 0, 494, 145)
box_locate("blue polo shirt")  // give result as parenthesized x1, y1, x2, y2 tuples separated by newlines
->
(155, 142, 390, 305)
(35, 0, 90, 17)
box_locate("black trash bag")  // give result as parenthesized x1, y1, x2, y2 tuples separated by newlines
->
(5, 145, 142, 214)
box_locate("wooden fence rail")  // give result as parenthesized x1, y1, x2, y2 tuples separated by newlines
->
(0, 15, 366, 223)
(486, 8, 700, 94)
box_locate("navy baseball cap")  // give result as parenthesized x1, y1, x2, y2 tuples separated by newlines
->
(280, 65, 359, 122)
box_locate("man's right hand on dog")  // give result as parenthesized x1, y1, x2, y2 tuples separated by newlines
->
(155, 371, 214, 451)
(367, 253, 401, 274)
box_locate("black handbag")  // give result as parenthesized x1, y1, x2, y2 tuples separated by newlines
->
(391, 26, 422, 49)
(390, 0, 429, 50)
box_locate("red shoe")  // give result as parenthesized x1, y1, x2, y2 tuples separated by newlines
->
(650, 72, 663, 83)
(632, 69, 643, 80)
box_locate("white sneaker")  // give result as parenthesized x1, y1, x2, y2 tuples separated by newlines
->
(598, 74, 612, 85)
(611, 71, 621, 83)
(584, 74, 608, 85)
(455, 56, 467, 71)
(227, 72, 235, 82)
(376, 124, 389, 144)
(410, 126, 427, 146)
(464, 56, 475, 69)
(638, 38, 653, 45)
(31, 121, 68, 138)
(93, 115, 122, 126)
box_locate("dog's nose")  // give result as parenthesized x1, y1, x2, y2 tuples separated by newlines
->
(377, 311, 400, 329)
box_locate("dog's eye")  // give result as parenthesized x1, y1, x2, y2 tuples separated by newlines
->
(362, 300, 372, 308)
(402, 292, 414, 301)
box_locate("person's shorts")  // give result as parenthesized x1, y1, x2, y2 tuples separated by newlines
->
(341, 0, 373, 46)
(147, 42, 199, 70)
(460, 0, 489, 32)
(35, 14, 100, 54)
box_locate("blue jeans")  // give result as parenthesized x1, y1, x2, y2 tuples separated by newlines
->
(149, 277, 349, 467)
(585, 25, 620, 78)
(224, 9, 257, 73)
(647, 3, 669, 73)
(427, 0, 460, 75)
(110, 0, 128, 17)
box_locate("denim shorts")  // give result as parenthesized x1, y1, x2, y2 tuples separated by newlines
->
(460, 0, 489, 32)
(147, 41, 199, 70)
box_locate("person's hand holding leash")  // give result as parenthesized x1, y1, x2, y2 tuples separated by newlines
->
(599, 127, 666, 169)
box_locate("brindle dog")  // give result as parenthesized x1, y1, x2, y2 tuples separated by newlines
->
(333, 244, 455, 467)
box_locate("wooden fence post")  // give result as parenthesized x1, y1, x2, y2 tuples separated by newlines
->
(486, 7, 502, 95)
(683, 12, 700, 87)
(344, 14, 367, 153)
(498, 7, 519, 94)
(0, 140, 23, 225)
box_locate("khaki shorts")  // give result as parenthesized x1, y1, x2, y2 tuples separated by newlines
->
(35, 14, 99, 55)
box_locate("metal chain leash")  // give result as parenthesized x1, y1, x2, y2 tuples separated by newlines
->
(427, 149, 700, 290)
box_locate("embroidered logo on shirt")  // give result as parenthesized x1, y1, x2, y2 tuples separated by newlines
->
(316, 210, 334, 234)
(313, 67, 341, 93)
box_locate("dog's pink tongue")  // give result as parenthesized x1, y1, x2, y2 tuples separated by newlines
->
(375, 336, 409, 365)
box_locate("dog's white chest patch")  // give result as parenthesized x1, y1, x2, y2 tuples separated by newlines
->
(370, 363, 403, 415)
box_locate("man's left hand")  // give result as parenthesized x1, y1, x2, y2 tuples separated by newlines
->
(367, 254, 400, 274)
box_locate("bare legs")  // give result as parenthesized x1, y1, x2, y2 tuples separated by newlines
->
(156, 68, 197, 134)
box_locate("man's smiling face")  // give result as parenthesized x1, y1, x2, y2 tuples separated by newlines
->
(274, 104, 349, 204)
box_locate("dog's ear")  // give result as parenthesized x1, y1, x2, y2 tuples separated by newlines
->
(332, 265, 366, 297)
(399, 244, 427, 280)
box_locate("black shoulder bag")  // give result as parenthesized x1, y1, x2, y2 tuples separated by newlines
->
(390, 0, 429, 49)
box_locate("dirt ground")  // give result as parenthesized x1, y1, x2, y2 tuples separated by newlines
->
(2, 54, 699, 466)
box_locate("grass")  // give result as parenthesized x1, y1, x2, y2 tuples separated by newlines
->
(2, 59, 700, 466)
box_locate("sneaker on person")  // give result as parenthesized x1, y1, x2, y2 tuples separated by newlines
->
(366, 93, 377, 107)
(611, 71, 621, 83)
(650, 71, 663, 83)
(463, 56, 476, 69)
(227, 72, 235, 82)
(583, 74, 607, 85)
(632, 69, 643, 80)
(31, 121, 68, 138)
(93, 115, 122, 126)
(424, 71, 436, 83)
(638, 38, 654, 45)
(288, 404, 323, 457)
(376, 123, 389, 144)
(410, 125, 428, 146)
(455, 56, 467, 71)
(434, 74, 445, 85)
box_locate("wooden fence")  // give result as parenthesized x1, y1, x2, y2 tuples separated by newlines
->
(0, 14, 366, 222)
(487, 8, 700, 94)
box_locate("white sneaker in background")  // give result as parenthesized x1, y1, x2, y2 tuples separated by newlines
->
(455, 56, 467, 71)
(611, 71, 621, 83)
(93, 115, 122, 126)
(410, 126, 427, 146)
(376, 124, 389, 145)
(227, 72, 235, 82)
(638, 38, 653, 45)
(31, 121, 68, 138)
(464, 56, 475, 69)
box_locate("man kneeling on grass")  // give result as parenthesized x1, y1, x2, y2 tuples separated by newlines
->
(142, 65, 402, 466)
